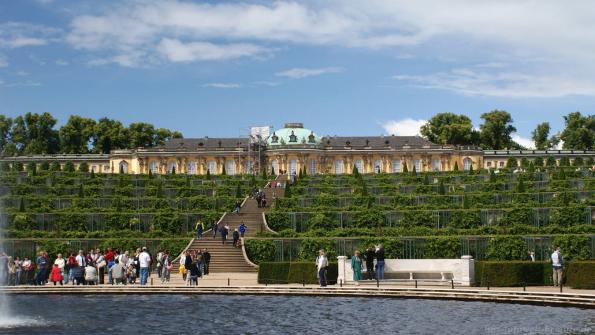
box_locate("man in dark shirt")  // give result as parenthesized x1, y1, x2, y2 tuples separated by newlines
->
(376, 245, 385, 280)
(365, 247, 376, 280)
(202, 249, 211, 275)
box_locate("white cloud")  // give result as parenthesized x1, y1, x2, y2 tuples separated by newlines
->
(276, 67, 343, 79)
(0, 22, 60, 49)
(381, 118, 426, 136)
(157, 38, 268, 62)
(202, 83, 241, 89)
(393, 68, 595, 98)
(512, 134, 534, 149)
(0, 55, 7, 68)
(55, 59, 69, 66)
(16, 71, 29, 76)
(0, 80, 42, 88)
(253, 81, 280, 87)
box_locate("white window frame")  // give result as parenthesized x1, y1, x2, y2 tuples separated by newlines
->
(392, 160, 401, 173)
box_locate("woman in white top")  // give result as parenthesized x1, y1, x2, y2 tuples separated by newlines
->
(54, 254, 66, 282)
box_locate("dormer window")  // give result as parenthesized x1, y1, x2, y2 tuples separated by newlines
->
(308, 131, 316, 143)
(385, 140, 390, 145)
(346, 141, 351, 146)
(365, 139, 370, 146)
(218, 141, 222, 148)
(289, 130, 297, 143)
(198, 142, 204, 147)
(271, 132, 279, 143)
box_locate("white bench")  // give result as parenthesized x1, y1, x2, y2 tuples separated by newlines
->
(337, 256, 474, 286)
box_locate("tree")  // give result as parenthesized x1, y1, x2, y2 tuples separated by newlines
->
(59, 115, 96, 154)
(402, 162, 408, 173)
(26, 162, 36, 175)
(533, 157, 544, 168)
(0, 115, 13, 154)
(506, 157, 518, 169)
(453, 161, 459, 172)
(49, 161, 61, 171)
(9, 113, 60, 154)
(284, 180, 291, 198)
(206, 169, 211, 179)
(572, 157, 584, 167)
(78, 161, 89, 172)
(92, 118, 129, 153)
(221, 165, 226, 176)
(559, 112, 595, 150)
(63, 161, 75, 172)
(479, 110, 516, 149)
(420, 113, 479, 145)
(352, 165, 360, 177)
(532, 122, 551, 150)
(128, 122, 156, 148)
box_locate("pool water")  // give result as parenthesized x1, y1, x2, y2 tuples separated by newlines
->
(0, 295, 593, 334)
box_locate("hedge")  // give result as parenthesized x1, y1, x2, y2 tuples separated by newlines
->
(258, 262, 338, 285)
(475, 261, 551, 287)
(565, 261, 595, 289)
(245, 239, 276, 264)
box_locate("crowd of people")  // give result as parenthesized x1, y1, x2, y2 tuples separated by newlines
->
(0, 247, 177, 286)
(179, 249, 211, 286)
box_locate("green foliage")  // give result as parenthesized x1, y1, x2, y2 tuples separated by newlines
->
(559, 111, 595, 150)
(26, 162, 37, 175)
(284, 180, 291, 198)
(420, 113, 479, 145)
(245, 239, 277, 264)
(506, 157, 518, 168)
(423, 237, 461, 258)
(453, 161, 459, 172)
(546, 156, 557, 167)
(49, 161, 61, 171)
(63, 161, 75, 172)
(475, 261, 551, 287)
(479, 110, 516, 150)
(298, 238, 336, 261)
(486, 236, 526, 260)
(402, 162, 408, 173)
(78, 161, 89, 172)
(566, 261, 595, 289)
(533, 157, 544, 168)
(552, 235, 592, 261)
(257, 262, 338, 285)
(257, 262, 290, 284)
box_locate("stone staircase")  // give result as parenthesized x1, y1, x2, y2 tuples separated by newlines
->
(172, 175, 285, 274)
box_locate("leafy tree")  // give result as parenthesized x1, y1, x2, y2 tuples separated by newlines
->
(59, 115, 96, 154)
(78, 161, 89, 172)
(533, 157, 544, 167)
(402, 162, 408, 173)
(352, 165, 359, 177)
(13, 161, 23, 172)
(572, 157, 584, 167)
(559, 156, 570, 167)
(546, 156, 557, 167)
(506, 157, 518, 168)
(559, 112, 595, 150)
(531, 122, 555, 150)
(92, 118, 129, 153)
(39, 161, 49, 171)
(221, 165, 226, 175)
(284, 180, 291, 198)
(0, 115, 13, 154)
(127, 122, 156, 148)
(63, 161, 75, 172)
(49, 161, 61, 171)
(453, 161, 459, 172)
(12, 113, 60, 154)
(479, 110, 516, 149)
(420, 113, 479, 145)
(206, 169, 211, 179)
(26, 162, 37, 175)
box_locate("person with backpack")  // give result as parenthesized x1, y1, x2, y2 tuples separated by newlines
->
(232, 229, 240, 248)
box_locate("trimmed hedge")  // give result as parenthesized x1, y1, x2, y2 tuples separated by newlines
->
(475, 261, 551, 287)
(258, 262, 338, 285)
(566, 261, 595, 289)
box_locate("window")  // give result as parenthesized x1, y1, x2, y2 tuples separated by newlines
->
(119, 161, 129, 174)
(226, 160, 235, 175)
(271, 160, 278, 174)
(499, 161, 504, 168)
(374, 160, 382, 173)
(187, 161, 196, 174)
(392, 160, 401, 173)
(463, 158, 472, 171)
(167, 161, 177, 174)
(245, 160, 254, 174)
(432, 159, 441, 172)
(289, 159, 298, 175)
(289, 131, 297, 143)
(149, 161, 159, 174)
(487, 161, 492, 168)
(91, 165, 98, 173)
(207, 160, 216, 174)
(413, 159, 421, 172)
(334, 160, 343, 174)
(103, 165, 110, 172)
(355, 159, 363, 173)
(309, 159, 316, 175)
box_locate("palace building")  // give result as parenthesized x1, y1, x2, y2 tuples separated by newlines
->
(2, 123, 594, 174)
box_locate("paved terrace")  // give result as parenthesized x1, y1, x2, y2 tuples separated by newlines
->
(2, 273, 594, 309)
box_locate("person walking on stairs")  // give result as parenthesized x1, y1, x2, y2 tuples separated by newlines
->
(203, 249, 211, 275)
(221, 224, 229, 245)
(232, 229, 240, 248)
(211, 221, 218, 239)
(239, 222, 247, 238)
(195, 220, 204, 239)
(234, 201, 241, 215)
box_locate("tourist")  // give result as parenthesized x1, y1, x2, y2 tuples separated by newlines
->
(13, 256, 22, 286)
(365, 247, 375, 280)
(188, 261, 200, 287)
(527, 251, 535, 262)
(133, 248, 141, 279)
(221, 224, 229, 245)
(156, 250, 164, 279)
(234, 200, 241, 215)
(139, 247, 151, 286)
(67, 252, 77, 284)
(316, 250, 328, 287)
(239, 222, 247, 238)
(375, 245, 385, 281)
(105, 248, 115, 284)
(196, 220, 204, 239)
(195, 250, 204, 275)
(161, 251, 171, 284)
(351, 250, 363, 285)
(551, 246, 564, 287)
(96, 251, 106, 284)
(71, 264, 85, 285)
(50, 263, 64, 285)
(35, 251, 48, 286)
(0, 252, 8, 286)
(232, 229, 240, 248)
(21, 256, 32, 285)
(184, 251, 192, 284)
(110, 259, 126, 285)
(85, 263, 98, 285)
(42, 252, 51, 283)
(119, 250, 130, 271)
(127, 262, 137, 284)
(7, 257, 16, 286)
(76, 250, 86, 268)
(54, 253, 66, 283)
(203, 249, 211, 276)
(211, 221, 218, 239)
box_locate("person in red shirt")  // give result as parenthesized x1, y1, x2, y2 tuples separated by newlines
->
(67, 252, 77, 285)
(50, 264, 63, 285)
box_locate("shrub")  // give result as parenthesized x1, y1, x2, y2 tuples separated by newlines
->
(78, 162, 89, 172)
(257, 262, 338, 285)
(486, 236, 526, 260)
(565, 261, 595, 289)
(475, 261, 550, 287)
(49, 161, 61, 171)
(245, 239, 276, 264)
(257, 262, 290, 284)
(63, 161, 75, 172)
(423, 237, 461, 258)
(298, 238, 336, 261)
(552, 235, 592, 261)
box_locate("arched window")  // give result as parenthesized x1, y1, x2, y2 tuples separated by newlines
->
(309, 159, 316, 175)
(187, 161, 196, 174)
(334, 160, 343, 175)
(463, 158, 472, 171)
(226, 160, 235, 175)
(432, 159, 441, 171)
(354, 159, 363, 173)
(289, 160, 297, 175)
(167, 161, 177, 174)
(374, 160, 382, 173)
(149, 161, 159, 174)
(207, 161, 216, 174)
(119, 161, 129, 174)
(271, 160, 278, 174)
(392, 160, 401, 173)
(413, 159, 421, 172)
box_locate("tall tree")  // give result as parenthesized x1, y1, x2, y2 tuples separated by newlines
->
(59, 115, 97, 154)
(531, 122, 560, 150)
(479, 110, 516, 150)
(14, 112, 60, 154)
(155, 128, 183, 146)
(560, 112, 595, 150)
(92, 118, 129, 154)
(128, 122, 156, 148)
(0, 115, 14, 155)
(420, 113, 480, 145)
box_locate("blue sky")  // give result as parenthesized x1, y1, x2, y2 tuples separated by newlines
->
(1, 0, 595, 147)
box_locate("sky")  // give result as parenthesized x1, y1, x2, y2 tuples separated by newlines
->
(1, 0, 595, 147)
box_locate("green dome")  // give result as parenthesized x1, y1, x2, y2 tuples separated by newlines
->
(268, 123, 320, 146)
